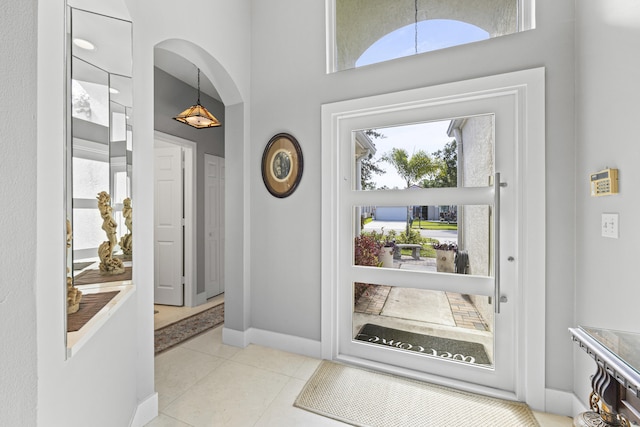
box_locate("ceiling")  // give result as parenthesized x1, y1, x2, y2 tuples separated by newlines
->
(154, 48, 222, 102)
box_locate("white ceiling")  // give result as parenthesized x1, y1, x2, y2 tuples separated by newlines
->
(154, 48, 222, 102)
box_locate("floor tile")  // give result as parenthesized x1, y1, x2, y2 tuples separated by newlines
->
(180, 327, 241, 360)
(144, 413, 193, 427)
(155, 346, 225, 410)
(292, 358, 322, 381)
(162, 360, 289, 427)
(255, 377, 349, 427)
(229, 343, 309, 377)
(147, 321, 573, 427)
(533, 410, 574, 427)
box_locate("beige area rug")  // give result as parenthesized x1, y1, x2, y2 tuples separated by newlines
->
(295, 361, 540, 427)
(154, 303, 224, 354)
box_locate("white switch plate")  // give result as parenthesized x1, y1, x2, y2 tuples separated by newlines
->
(601, 213, 619, 238)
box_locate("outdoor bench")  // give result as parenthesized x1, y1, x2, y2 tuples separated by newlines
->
(393, 243, 422, 260)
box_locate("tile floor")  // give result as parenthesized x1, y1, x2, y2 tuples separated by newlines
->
(146, 325, 574, 427)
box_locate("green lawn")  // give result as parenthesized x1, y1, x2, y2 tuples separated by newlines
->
(411, 220, 458, 231)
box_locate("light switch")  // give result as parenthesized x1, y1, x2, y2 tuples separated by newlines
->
(601, 213, 619, 238)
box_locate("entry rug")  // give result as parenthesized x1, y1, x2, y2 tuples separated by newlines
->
(355, 323, 490, 365)
(295, 361, 540, 427)
(154, 303, 224, 354)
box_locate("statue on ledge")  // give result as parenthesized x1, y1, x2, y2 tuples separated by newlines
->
(97, 191, 125, 275)
(66, 219, 82, 314)
(119, 197, 132, 257)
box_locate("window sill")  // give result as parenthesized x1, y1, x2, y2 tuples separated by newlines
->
(66, 280, 134, 358)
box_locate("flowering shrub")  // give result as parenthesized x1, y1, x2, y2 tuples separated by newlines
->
(354, 233, 382, 266)
(432, 241, 458, 251)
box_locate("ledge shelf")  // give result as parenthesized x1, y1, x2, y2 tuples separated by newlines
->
(66, 280, 134, 358)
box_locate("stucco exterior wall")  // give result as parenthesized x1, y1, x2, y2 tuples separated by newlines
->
(457, 115, 495, 329)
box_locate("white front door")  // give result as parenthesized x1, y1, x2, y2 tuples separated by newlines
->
(154, 145, 184, 306)
(322, 69, 546, 403)
(205, 154, 225, 298)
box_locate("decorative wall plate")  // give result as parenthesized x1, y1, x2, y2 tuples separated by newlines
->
(261, 133, 303, 198)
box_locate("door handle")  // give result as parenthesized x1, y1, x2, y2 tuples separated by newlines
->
(494, 173, 507, 314)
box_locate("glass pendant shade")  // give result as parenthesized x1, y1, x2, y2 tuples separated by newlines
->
(174, 103, 221, 128)
(173, 68, 221, 129)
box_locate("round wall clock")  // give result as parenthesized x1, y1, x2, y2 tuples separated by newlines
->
(261, 133, 303, 198)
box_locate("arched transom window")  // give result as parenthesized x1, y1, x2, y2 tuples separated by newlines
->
(331, 0, 533, 72)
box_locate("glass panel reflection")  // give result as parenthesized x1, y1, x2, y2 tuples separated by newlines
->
(353, 283, 494, 367)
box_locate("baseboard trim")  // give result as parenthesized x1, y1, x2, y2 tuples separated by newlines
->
(572, 393, 589, 418)
(545, 388, 579, 417)
(248, 328, 322, 358)
(129, 392, 158, 427)
(222, 327, 249, 348)
(222, 327, 321, 358)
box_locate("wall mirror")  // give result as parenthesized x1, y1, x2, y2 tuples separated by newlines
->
(65, 3, 133, 352)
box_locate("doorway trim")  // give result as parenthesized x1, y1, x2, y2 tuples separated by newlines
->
(321, 68, 546, 409)
(154, 131, 198, 307)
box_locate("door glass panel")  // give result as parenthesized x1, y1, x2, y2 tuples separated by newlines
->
(355, 204, 491, 277)
(353, 283, 494, 368)
(353, 117, 494, 191)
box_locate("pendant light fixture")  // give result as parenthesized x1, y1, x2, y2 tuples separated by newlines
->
(173, 68, 221, 129)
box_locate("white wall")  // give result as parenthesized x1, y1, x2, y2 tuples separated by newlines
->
(0, 1, 38, 425)
(126, 0, 252, 336)
(31, 0, 252, 425)
(574, 0, 640, 405)
(249, 0, 577, 397)
(35, 1, 142, 425)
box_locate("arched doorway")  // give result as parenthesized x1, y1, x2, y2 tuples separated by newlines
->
(150, 39, 248, 349)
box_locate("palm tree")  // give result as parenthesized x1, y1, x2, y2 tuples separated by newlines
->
(382, 148, 436, 235)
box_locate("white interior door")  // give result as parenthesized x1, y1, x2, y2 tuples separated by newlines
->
(205, 154, 225, 298)
(154, 145, 184, 306)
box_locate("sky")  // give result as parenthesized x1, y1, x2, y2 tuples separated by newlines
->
(366, 120, 453, 190)
(356, 19, 490, 68)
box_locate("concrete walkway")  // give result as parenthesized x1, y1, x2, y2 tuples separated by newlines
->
(353, 252, 494, 363)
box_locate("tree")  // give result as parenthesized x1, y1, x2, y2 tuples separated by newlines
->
(422, 139, 457, 188)
(381, 148, 436, 234)
(360, 154, 385, 190)
(360, 129, 386, 190)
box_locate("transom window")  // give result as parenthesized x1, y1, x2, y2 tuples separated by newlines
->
(331, 0, 534, 72)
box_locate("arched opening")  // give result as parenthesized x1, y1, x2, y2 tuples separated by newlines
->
(150, 39, 246, 350)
